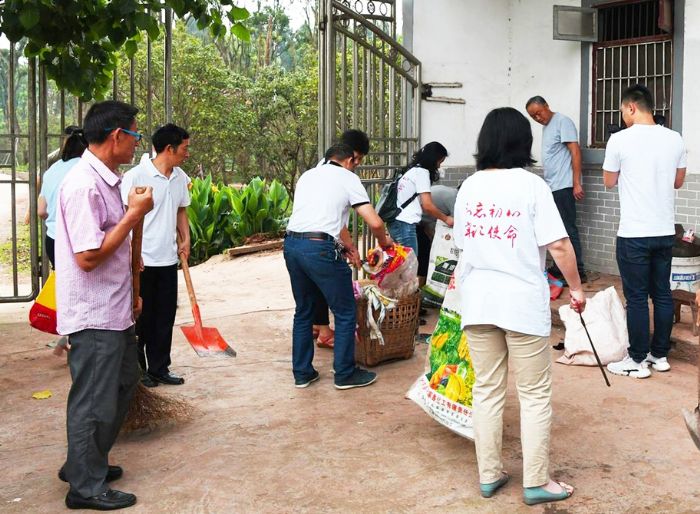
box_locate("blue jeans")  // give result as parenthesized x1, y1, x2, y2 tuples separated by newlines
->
(387, 220, 419, 256)
(616, 235, 674, 363)
(283, 236, 356, 381)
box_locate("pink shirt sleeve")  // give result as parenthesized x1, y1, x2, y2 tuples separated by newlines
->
(60, 186, 107, 254)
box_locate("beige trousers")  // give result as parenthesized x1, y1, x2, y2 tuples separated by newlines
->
(465, 324, 552, 488)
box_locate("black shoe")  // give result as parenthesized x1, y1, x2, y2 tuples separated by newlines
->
(140, 374, 158, 388)
(580, 272, 588, 284)
(65, 489, 136, 510)
(294, 370, 320, 388)
(59, 465, 123, 483)
(334, 367, 377, 390)
(148, 372, 184, 385)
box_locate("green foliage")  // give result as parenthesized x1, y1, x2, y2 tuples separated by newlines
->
(238, 60, 318, 195)
(114, 19, 317, 190)
(0, 0, 250, 100)
(117, 22, 255, 179)
(186, 175, 290, 264)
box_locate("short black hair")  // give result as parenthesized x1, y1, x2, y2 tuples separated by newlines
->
(340, 129, 370, 156)
(324, 143, 354, 162)
(525, 95, 547, 109)
(404, 141, 449, 183)
(653, 113, 666, 126)
(152, 123, 190, 153)
(621, 84, 654, 112)
(61, 125, 87, 161)
(83, 100, 139, 144)
(474, 107, 536, 170)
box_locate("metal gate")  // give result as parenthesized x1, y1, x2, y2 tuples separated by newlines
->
(318, 0, 421, 251)
(0, 12, 175, 303)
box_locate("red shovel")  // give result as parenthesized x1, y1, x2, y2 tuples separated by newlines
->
(179, 253, 236, 357)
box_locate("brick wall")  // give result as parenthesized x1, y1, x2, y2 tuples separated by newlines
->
(439, 166, 700, 276)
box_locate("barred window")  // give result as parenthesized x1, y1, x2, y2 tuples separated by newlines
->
(592, 0, 673, 146)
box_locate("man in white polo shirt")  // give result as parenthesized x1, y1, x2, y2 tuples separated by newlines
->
(285, 143, 393, 389)
(603, 84, 687, 379)
(121, 124, 191, 387)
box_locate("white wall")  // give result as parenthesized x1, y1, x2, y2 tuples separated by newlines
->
(683, 0, 700, 173)
(411, 0, 582, 167)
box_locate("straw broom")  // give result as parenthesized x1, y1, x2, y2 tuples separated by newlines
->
(122, 202, 193, 433)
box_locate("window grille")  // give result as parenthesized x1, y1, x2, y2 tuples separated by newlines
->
(591, 0, 673, 146)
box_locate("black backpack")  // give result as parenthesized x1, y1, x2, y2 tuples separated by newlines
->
(376, 172, 419, 223)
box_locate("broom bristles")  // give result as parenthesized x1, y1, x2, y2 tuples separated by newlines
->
(121, 383, 194, 434)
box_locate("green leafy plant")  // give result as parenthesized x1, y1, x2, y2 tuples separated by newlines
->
(186, 175, 290, 265)
(228, 177, 290, 238)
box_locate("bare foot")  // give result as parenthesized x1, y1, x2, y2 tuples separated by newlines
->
(542, 479, 574, 495)
(316, 325, 333, 339)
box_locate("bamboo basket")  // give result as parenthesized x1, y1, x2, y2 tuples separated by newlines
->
(355, 290, 421, 367)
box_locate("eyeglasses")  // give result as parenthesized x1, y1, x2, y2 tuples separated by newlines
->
(104, 127, 143, 142)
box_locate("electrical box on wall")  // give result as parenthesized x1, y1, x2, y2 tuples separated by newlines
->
(553, 5, 598, 42)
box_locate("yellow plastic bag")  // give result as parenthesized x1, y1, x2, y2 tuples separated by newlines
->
(29, 271, 58, 334)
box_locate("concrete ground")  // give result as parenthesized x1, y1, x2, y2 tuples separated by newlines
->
(1, 251, 700, 513)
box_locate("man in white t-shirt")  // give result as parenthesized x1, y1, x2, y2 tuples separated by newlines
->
(312, 129, 370, 349)
(285, 143, 393, 390)
(603, 84, 687, 379)
(120, 124, 191, 387)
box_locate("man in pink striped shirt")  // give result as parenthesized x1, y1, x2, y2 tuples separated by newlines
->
(55, 100, 153, 511)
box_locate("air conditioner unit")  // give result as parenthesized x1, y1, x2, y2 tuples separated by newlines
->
(553, 5, 597, 42)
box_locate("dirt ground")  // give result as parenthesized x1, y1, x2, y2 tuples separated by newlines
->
(1, 250, 700, 513)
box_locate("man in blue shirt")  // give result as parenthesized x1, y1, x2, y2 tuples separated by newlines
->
(527, 96, 586, 282)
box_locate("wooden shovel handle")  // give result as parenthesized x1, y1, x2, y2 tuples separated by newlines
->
(131, 187, 146, 308)
(178, 245, 202, 328)
(179, 252, 197, 307)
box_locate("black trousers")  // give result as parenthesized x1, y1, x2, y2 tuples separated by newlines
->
(45, 234, 55, 268)
(136, 264, 178, 376)
(551, 187, 585, 276)
(313, 295, 330, 325)
(416, 223, 432, 277)
(64, 327, 139, 498)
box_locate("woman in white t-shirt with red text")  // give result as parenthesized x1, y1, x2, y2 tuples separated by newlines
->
(387, 142, 454, 256)
(453, 108, 586, 506)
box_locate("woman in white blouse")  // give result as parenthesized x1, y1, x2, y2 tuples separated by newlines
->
(387, 142, 454, 257)
(453, 107, 585, 506)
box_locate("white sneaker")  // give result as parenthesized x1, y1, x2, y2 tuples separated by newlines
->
(606, 356, 651, 379)
(645, 353, 671, 372)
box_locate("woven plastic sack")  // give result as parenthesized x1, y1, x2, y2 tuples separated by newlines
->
(29, 271, 58, 335)
(407, 257, 475, 440)
(422, 221, 460, 308)
(557, 286, 628, 366)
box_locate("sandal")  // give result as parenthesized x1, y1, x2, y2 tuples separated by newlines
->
(480, 472, 509, 498)
(316, 331, 335, 349)
(523, 481, 573, 506)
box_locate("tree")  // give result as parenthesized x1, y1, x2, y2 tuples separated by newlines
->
(117, 21, 254, 180)
(242, 58, 318, 194)
(192, 1, 315, 77)
(0, 0, 251, 101)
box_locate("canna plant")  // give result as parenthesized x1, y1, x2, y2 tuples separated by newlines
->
(186, 175, 290, 265)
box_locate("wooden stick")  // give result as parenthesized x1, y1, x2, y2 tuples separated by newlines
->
(131, 187, 146, 310)
(579, 312, 611, 387)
